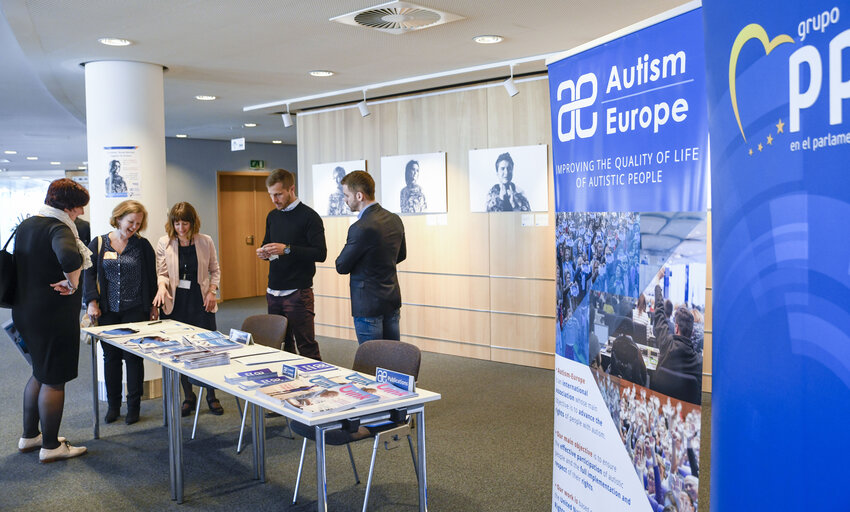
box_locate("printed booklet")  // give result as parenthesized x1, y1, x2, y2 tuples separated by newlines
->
(282, 383, 380, 417)
(344, 372, 418, 402)
(254, 377, 322, 404)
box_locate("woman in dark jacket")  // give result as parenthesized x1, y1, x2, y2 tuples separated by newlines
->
(83, 200, 157, 425)
(13, 178, 90, 462)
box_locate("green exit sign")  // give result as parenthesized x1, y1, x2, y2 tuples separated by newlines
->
(250, 160, 265, 169)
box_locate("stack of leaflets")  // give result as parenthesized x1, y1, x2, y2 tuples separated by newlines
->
(282, 383, 380, 417)
(151, 345, 197, 358)
(254, 377, 322, 405)
(133, 336, 183, 353)
(172, 349, 231, 369)
(238, 374, 292, 391)
(293, 361, 337, 374)
(184, 331, 242, 351)
(224, 367, 276, 384)
(345, 372, 418, 402)
(99, 327, 140, 338)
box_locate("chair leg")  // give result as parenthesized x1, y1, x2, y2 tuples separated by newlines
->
(191, 387, 205, 440)
(292, 437, 308, 505)
(346, 442, 360, 485)
(236, 403, 250, 454)
(362, 437, 381, 512)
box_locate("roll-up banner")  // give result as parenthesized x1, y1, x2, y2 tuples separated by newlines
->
(547, 3, 708, 511)
(703, 1, 850, 510)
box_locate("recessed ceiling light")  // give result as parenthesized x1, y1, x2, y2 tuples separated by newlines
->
(0, 159, 9, 163)
(21, 176, 30, 180)
(272, 140, 282, 144)
(473, 35, 504, 44)
(4, 150, 16, 155)
(243, 123, 257, 128)
(98, 37, 133, 46)
(50, 161, 61, 165)
(26, 156, 38, 160)
(195, 95, 216, 101)
(175, 134, 188, 138)
(77, 166, 87, 170)
(309, 70, 334, 77)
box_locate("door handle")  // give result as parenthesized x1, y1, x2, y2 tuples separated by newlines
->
(246, 235, 254, 245)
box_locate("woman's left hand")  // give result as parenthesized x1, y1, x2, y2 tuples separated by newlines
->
(149, 305, 160, 321)
(50, 279, 77, 295)
(204, 290, 217, 312)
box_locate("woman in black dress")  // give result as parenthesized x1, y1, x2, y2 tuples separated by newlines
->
(13, 178, 90, 462)
(83, 200, 158, 425)
(152, 202, 223, 416)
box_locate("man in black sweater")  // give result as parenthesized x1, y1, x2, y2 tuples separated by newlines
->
(256, 169, 326, 360)
(652, 278, 702, 395)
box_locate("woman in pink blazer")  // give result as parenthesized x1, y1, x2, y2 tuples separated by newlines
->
(152, 202, 224, 416)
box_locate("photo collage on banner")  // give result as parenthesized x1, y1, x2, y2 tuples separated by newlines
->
(548, 6, 708, 512)
(380, 152, 448, 214)
(311, 160, 367, 217)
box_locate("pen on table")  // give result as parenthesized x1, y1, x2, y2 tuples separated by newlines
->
(147, 320, 162, 325)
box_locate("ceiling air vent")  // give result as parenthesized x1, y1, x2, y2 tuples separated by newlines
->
(331, 1, 464, 35)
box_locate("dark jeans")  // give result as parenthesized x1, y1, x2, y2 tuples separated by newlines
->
(353, 308, 401, 345)
(267, 289, 322, 360)
(99, 306, 147, 410)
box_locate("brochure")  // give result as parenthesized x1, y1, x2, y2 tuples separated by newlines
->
(282, 383, 380, 417)
(294, 361, 336, 374)
(254, 377, 321, 404)
(224, 367, 275, 384)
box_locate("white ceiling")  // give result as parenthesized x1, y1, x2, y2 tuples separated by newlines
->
(0, 0, 685, 175)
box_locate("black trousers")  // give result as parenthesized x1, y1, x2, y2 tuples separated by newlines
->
(99, 306, 147, 409)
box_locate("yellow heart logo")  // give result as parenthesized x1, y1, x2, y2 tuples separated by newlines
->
(729, 24, 794, 142)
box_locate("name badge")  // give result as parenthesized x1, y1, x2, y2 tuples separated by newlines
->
(178, 279, 191, 289)
(103, 251, 118, 260)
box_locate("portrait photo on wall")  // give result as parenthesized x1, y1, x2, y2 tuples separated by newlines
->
(311, 160, 367, 217)
(468, 144, 548, 213)
(379, 152, 447, 214)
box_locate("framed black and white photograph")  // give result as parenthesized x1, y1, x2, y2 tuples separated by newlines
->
(380, 152, 447, 214)
(311, 160, 366, 216)
(468, 144, 548, 212)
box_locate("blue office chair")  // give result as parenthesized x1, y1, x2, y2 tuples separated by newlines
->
(290, 339, 422, 512)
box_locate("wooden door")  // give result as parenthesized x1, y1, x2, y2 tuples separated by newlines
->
(217, 173, 271, 300)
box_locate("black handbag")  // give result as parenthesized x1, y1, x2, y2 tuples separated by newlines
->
(0, 228, 17, 308)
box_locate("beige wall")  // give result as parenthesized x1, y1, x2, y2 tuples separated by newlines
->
(298, 77, 556, 369)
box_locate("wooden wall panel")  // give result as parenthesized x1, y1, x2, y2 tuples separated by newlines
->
(299, 78, 557, 369)
(489, 278, 554, 317)
(490, 314, 555, 354)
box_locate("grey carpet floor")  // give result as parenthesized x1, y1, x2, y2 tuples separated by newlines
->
(0, 297, 709, 511)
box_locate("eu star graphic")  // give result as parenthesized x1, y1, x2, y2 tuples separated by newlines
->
(747, 118, 785, 156)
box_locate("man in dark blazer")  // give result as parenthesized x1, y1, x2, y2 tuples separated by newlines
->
(335, 171, 407, 344)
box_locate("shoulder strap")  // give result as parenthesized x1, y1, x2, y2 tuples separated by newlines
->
(2, 228, 16, 252)
(96, 235, 103, 295)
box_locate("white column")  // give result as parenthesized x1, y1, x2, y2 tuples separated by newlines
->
(85, 60, 167, 241)
(84, 61, 168, 402)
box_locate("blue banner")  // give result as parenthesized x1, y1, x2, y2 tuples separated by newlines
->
(704, 1, 850, 510)
(548, 8, 709, 512)
(549, 9, 708, 213)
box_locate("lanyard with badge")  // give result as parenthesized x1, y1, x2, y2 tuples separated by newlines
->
(178, 244, 192, 290)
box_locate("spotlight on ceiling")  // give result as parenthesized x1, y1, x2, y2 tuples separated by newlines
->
(358, 90, 371, 118)
(503, 64, 519, 97)
(282, 104, 294, 128)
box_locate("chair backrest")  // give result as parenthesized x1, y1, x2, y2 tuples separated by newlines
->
(652, 366, 701, 405)
(352, 339, 421, 380)
(241, 314, 288, 350)
(609, 335, 647, 387)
